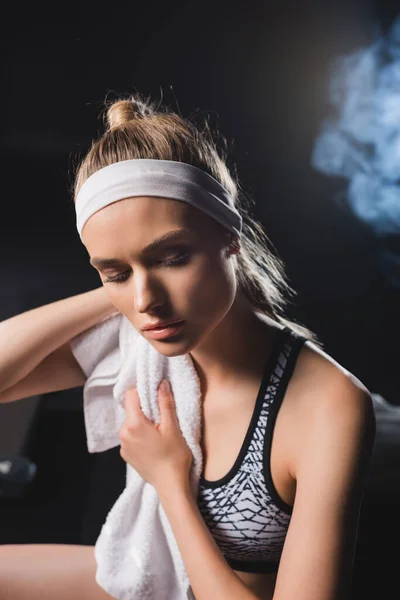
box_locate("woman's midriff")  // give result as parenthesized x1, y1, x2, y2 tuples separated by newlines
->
(234, 570, 277, 600)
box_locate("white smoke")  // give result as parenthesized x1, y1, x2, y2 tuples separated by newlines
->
(311, 15, 400, 287)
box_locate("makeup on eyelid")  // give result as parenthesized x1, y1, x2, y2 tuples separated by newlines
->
(102, 251, 191, 284)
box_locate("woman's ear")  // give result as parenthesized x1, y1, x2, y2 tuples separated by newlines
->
(226, 237, 241, 257)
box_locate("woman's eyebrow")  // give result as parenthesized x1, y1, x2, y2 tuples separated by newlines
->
(89, 228, 192, 268)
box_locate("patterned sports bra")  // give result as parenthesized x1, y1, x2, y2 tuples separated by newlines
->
(196, 326, 308, 573)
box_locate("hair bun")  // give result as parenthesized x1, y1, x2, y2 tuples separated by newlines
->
(106, 97, 154, 130)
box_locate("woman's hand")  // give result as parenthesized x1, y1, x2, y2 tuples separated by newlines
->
(119, 380, 193, 493)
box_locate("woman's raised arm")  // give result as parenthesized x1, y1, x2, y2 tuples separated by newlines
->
(0, 286, 117, 396)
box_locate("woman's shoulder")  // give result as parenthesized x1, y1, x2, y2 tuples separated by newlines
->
(293, 334, 369, 393)
(283, 333, 375, 481)
(286, 332, 373, 428)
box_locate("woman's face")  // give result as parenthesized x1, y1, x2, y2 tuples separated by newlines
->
(81, 196, 239, 357)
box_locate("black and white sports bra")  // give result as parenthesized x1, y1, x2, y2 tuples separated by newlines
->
(196, 326, 308, 574)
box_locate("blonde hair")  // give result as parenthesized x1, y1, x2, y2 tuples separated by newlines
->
(73, 92, 321, 345)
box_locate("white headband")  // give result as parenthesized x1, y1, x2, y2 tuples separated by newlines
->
(75, 159, 242, 241)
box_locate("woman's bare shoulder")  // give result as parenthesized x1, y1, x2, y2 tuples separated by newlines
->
(295, 340, 368, 392)
(284, 336, 374, 481)
(288, 336, 371, 417)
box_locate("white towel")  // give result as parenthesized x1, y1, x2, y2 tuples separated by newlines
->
(69, 312, 203, 600)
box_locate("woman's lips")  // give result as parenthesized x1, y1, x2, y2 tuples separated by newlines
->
(144, 321, 185, 340)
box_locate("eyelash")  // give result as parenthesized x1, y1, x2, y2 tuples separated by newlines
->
(102, 252, 190, 284)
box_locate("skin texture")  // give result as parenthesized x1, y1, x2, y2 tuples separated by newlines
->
(82, 195, 277, 393)
(0, 544, 115, 600)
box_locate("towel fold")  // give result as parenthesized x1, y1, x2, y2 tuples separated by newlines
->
(69, 313, 203, 600)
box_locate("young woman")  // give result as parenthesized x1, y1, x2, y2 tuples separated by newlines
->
(0, 93, 375, 600)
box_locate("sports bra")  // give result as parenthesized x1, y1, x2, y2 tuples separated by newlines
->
(196, 326, 308, 574)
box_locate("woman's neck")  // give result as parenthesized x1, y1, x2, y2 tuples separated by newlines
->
(189, 292, 281, 395)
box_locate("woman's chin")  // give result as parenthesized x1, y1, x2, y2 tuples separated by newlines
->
(148, 335, 196, 357)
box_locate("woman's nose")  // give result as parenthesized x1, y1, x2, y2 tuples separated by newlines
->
(131, 272, 165, 314)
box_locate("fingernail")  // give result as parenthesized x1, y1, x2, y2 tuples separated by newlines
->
(159, 379, 170, 394)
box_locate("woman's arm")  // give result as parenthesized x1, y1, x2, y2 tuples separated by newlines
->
(158, 484, 260, 600)
(272, 372, 376, 600)
(0, 286, 117, 393)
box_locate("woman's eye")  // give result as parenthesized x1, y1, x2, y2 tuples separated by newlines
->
(103, 251, 190, 284)
(163, 251, 190, 267)
(103, 272, 130, 284)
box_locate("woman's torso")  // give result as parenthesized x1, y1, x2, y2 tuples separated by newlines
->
(195, 322, 343, 600)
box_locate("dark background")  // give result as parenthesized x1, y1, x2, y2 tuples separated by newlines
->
(1, 1, 399, 599)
